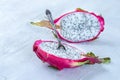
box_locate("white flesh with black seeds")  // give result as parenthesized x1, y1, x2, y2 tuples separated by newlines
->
(40, 42, 83, 60)
(60, 12, 100, 41)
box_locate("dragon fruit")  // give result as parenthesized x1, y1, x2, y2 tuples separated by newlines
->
(31, 8, 104, 43)
(54, 8, 104, 43)
(33, 40, 110, 70)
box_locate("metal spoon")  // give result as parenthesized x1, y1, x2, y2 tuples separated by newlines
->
(45, 9, 66, 50)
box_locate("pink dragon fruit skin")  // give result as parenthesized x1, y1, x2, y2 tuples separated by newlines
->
(53, 8, 105, 43)
(33, 40, 110, 70)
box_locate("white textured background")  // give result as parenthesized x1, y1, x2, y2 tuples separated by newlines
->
(0, 0, 120, 80)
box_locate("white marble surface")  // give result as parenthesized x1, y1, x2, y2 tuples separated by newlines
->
(0, 0, 120, 80)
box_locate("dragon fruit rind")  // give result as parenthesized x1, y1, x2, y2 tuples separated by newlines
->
(33, 40, 110, 70)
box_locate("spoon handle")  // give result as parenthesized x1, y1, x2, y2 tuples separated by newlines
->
(45, 9, 61, 42)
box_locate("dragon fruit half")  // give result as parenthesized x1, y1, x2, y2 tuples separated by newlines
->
(31, 8, 105, 43)
(33, 40, 110, 70)
(54, 8, 105, 43)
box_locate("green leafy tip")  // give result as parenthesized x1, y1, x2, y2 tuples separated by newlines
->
(83, 52, 111, 64)
(86, 52, 97, 58)
(71, 60, 89, 67)
(100, 57, 111, 63)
